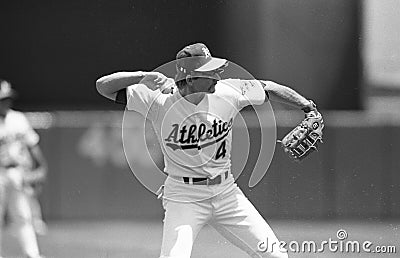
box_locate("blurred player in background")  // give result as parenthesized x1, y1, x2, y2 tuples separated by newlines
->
(97, 43, 319, 258)
(24, 176, 48, 236)
(0, 79, 47, 258)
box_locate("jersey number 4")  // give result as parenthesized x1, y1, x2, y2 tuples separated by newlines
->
(215, 140, 226, 160)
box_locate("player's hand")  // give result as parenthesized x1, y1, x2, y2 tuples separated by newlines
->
(160, 78, 175, 94)
(140, 72, 169, 91)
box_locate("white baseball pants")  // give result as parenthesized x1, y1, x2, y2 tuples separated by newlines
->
(159, 174, 288, 258)
(0, 169, 41, 258)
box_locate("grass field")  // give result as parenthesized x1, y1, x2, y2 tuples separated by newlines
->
(2, 219, 399, 258)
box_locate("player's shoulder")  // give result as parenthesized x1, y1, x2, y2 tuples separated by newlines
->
(215, 79, 259, 99)
(215, 79, 265, 105)
(7, 109, 27, 120)
(5, 109, 31, 127)
(219, 79, 263, 93)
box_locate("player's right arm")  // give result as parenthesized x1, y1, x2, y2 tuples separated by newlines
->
(96, 71, 168, 101)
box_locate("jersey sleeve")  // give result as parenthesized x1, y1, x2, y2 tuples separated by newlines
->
(126, 84, 161, 121)
(222, 79, 266, 110)
(237, 80, 267, 109)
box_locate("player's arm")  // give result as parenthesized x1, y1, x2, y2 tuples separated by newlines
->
(260, 80, 316, 112)
(24, 144, 48, 184)
(96, 71, 168, 102)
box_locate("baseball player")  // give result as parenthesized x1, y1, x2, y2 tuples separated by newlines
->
(96, 43, 320, 258)
(0, 79, 46, 258)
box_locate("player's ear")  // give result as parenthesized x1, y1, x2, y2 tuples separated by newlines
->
(186, 75, 194, 85)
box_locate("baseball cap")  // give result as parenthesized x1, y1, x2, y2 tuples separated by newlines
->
(0, 80, 17, 100)
(175, 43, 228, 82)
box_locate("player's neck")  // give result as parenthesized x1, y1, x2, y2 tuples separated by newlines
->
(179, 88, 205, 105)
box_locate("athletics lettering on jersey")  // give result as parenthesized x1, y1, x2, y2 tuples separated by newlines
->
(125, 78, 265, 177)
(164, 118, 233, 151)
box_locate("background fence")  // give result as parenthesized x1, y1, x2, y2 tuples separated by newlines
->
(31, 110, 400, 221)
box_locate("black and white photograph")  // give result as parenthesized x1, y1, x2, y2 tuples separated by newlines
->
(0, 0, 399, 257)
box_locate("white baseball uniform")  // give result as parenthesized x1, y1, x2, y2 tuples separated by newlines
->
(126, 79, 287, 258)
(0, 110, 41, 258)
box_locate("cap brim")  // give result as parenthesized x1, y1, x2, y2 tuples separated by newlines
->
(194, 57, 227, 72)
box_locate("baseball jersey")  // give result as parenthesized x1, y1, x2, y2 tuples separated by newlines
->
(0, 110, 39, 170)
(126, 79, 266, 178)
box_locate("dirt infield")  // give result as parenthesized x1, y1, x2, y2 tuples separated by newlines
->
(2, 220, 399, 258)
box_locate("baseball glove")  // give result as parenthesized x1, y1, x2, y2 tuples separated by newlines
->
(278, 101, 324, 161)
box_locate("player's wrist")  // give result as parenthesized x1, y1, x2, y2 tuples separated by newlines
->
(136, 71, 146, 78)
(301, 99, 317, 113)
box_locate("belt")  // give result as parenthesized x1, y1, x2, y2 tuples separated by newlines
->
(181, 171, 229, 185)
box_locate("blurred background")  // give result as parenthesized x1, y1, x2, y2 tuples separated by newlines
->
(0, 0, 399, 257)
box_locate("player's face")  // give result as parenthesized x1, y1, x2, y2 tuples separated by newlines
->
(191, 77, 218, 94)
(191, 69, 223, 94)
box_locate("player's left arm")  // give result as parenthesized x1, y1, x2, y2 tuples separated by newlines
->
(19, 112, 48, 185)
(259, 80, 316, 112)
(24, 144, 48, 185)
